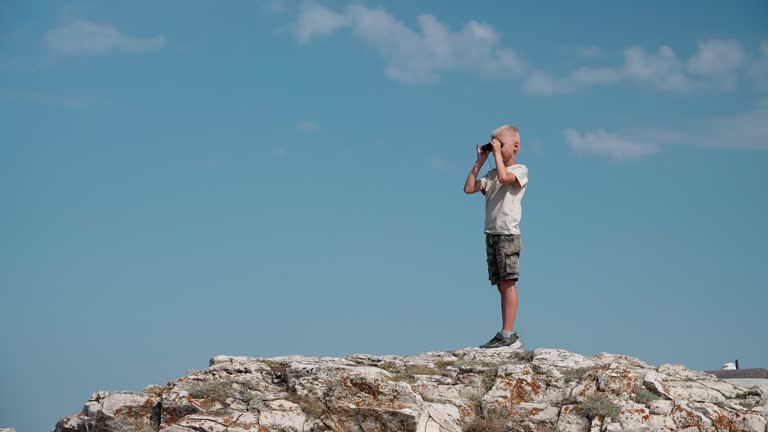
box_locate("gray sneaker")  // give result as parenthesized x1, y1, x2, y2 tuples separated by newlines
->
(479, 331, 523, 349)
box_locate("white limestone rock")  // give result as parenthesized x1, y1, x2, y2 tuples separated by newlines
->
(329, 373, 425, 432)
(645, 413, 678, 431)
(513, 402, 560, 422)
(55, 391, 159, 432)
(416, 402, 462, 432)
(51, 347, 768, 432)
(556, 404, 590, 432)
(731, 411, 768, 432)
(648, 399, 674, 415)
(257, 399, 310, 431)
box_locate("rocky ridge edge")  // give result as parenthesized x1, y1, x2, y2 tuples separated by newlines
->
(54, 346, 768, 432)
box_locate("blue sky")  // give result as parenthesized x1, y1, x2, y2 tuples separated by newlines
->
(1, 1, 767, 430)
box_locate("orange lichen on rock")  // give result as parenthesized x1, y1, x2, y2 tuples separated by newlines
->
(458, 404, 474, 418)
(713, 414, 732, 430)
(188, 397, 216, 411)
(577, 383, 596, 398)
(525, 407, 544, 416)
(509, 377, 542, 404)
(347, 378, 382, 400)
(113, 406, 153, 419)
(673, 407, 706, 430)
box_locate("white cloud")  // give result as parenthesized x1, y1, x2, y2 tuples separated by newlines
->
(44, 20, 166, 57)
(292, 2, 525, 83)
(525, 40, 766, 95)
(287, 5, 764, 93)
(622, 45, 692, 91)
(564, 129, 659, 160)
(295, 1, 347, 43)
(634, 100, 768, 150)
(569, 100, 768, 161)
(526, 45, 691, 95)
(687, 39, 746, 77)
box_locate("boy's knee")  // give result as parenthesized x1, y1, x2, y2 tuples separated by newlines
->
(497, 279, 516, 290)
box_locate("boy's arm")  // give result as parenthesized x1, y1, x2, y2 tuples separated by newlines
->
(464, 145, 488, 194)
(491, 140, 521, 188)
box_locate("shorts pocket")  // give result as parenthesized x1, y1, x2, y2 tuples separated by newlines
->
(502, 252, 519, 276)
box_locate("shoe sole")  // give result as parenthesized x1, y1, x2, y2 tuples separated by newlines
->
(479, 340, 523, 350)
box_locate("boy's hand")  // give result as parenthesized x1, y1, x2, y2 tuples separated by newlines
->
(490, 138, 503, 153)
(475, 145, 489, 163)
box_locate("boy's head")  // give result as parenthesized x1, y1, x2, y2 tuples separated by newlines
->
(491, 125, 520, 162)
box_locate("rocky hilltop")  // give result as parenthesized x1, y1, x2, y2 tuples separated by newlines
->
(54, 346, 768, 432)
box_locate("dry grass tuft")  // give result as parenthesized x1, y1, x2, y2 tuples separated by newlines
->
(581, 393, 621, 421)
(562, 366, 598, 383)
(285, 391, 328, 419)
(633, 384, 660, 404)
(463, 405, 528, 432)
(384, 363, 442, 383)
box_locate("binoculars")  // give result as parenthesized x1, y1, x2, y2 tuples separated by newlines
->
(480, 142, 504, 152)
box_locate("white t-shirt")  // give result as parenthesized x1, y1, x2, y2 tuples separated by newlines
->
(479, 164, 528, 234)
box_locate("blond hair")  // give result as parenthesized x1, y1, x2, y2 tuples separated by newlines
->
(492, 125, 520, 142)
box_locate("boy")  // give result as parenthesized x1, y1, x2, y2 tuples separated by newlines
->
(463, 125, 528, 349)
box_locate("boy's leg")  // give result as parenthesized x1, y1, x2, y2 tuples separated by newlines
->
(497, 280, 518, 332)
(494, 234, 521, 333)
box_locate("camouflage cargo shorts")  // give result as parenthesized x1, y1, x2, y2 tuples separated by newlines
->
(485, 233, 522, 285)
